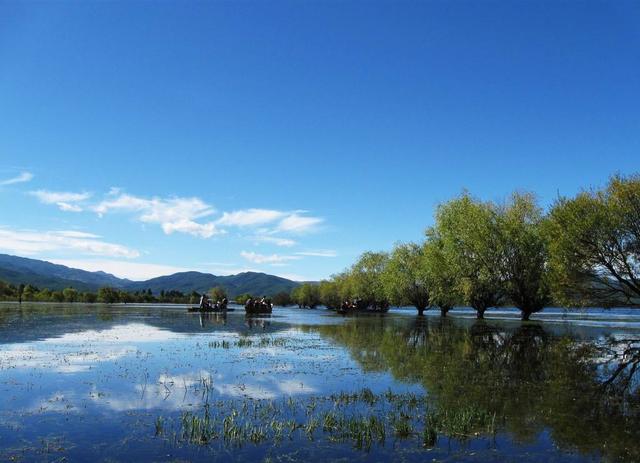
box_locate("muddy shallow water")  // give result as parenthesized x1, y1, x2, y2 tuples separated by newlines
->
(0, 304, 638, 462)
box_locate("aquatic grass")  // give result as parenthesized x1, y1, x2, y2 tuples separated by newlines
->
(208, 337, 290, 349)
(170, 389, 497, 451)
(154, 416, 165, 436)
(391, 412, 413, 438)
(304, 416, 319, 440)
(430, 406, 497, 438)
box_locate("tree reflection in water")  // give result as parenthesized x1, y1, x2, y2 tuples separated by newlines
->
(315, 316, 640, 462)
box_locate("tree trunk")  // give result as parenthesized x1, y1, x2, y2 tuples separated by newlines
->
(440, 307, 449, 317)
(417, 307, 425, 316)
(476, 308, 485, 319)
(521, 310, 531, 321)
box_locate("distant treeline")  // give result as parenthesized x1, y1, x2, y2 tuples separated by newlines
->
(291, 174, 640, 320)
(0, 283, 202, 304)
(0, 280, 296, 307)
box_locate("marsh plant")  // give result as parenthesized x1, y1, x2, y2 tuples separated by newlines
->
(162, 389, 497, 451)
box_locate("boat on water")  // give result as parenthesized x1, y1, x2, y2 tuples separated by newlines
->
(336, 299, 390, 315)
(244, 297, 273, 314)
(188, 306, 235, 313)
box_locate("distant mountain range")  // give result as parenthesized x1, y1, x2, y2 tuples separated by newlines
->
(0, 254, 301, 297)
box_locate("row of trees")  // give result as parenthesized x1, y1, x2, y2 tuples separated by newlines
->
(235, 291, 293, 306)
(0, 280, 297, 307)
(0, 282, 205, 304)
(294, 174, 640, 320)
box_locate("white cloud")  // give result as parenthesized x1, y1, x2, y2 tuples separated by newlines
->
(93, 193, 222, 238)
(277, 214, 323, 234)
(30, 190, 92, 212)
(49, 259, 192, 280)
(57, 202, 83, 212)
(0, 171, 33, 185)
(240, 251, 302, 265)
(250, 235, 297, 247)
(55, 231, 101, 239)
(295, 250, 337, 257)
(0, 227, 140, 259)
(217, 209, 287, 227)
(216, 208, 322, 236)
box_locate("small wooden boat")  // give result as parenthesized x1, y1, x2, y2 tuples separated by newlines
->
(188, 306, 235, 313)
(244, 299, 273, 314)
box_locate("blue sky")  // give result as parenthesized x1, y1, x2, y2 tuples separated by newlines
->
(1, 1, 639, 281)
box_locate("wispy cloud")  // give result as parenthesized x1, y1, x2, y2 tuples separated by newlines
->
(250, 235, 297, 247)
(93, 193, 223, 238)
(219, 208, 323, 236)
(276, 214, 323, 234)
(28, 186, 324, 242)
(295, 250, 337, 257)
(0, 227, 140, 258)
(240, 251, 302, 265)
(30, 190, 92, 212)
(0, 171, 33, 185)
(217, 209, 287, 227)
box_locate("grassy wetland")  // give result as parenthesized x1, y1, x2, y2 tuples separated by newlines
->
(0, 304, 639, 462)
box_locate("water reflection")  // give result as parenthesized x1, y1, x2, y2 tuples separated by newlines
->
(0, 305, 639, 462)
(316, 316, 640, 462)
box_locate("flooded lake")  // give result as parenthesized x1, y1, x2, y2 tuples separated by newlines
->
(0, 304, 638, 462)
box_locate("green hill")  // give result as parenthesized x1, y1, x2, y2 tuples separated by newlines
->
(0, 254, 301, 297)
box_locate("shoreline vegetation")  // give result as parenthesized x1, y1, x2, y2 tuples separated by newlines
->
(292, 174, 640, 320)
(2, 174, 639, 321)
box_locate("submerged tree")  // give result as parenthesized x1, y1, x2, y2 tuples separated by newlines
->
(292, 283, 321, 308)
(422, 234, 461, 316)
(62, 287, 79, 303)
(434, 193, 505, 318)
(271, 291, 293, 307)
(349, 251, 390, 310)
(209, 286, 227, 302)
(546, 174, 640, 307)
(383, 242, 430, 315)
(498, 192, 551, 320)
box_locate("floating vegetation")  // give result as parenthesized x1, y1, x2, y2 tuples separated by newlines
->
(208, 336, 290, 349)
(159, 389, 496, 451)
(154, 416, 165, 437)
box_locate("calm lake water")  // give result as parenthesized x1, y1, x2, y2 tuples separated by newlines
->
(0, 304, 638, 462)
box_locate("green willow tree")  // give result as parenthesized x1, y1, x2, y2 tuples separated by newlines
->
(498, 192, 551, 320)
(209, 286, 227, 302)
(382, 242, 430, 315)
(62, 287, 79, 303)
(349, 251, 390, 310)
(422, 234, 461, 316)
(292, 283, 321, 308)
(434, 193, 505, 318)
(546, 174, 640, 307)
(318, 279, 341, 309)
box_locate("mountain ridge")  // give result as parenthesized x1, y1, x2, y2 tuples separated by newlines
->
(0, 254, 301, 297)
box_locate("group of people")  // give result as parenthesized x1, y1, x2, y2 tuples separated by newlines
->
(199, 294, 228, 311)
(245, 296, 273, 313)
(338, 298, 390, 313)
(338, 298, 363, 313)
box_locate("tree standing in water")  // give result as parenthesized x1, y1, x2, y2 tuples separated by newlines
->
(498, 192, 551, 320)
(383, 242, 430, 315)
(546, 174, 640, 307)
(433, 193, 504, 318)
